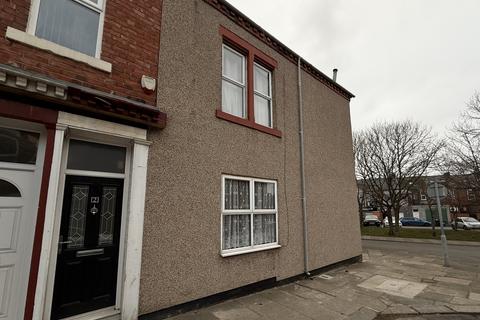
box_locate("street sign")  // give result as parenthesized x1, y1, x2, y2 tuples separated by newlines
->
(427, 184, 447, 198)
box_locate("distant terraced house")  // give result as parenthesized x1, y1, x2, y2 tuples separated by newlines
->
(358, 174, 480, 223)
(0, 1, 360, 319)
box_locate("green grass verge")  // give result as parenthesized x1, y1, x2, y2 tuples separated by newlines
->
(361, 226, 480, 242)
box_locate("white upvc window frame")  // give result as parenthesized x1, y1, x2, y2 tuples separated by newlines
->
(220, 175, 279, 257)
(27, 0, 107, 59)
(467, 189, 475, 201)
(253, 62, 273, 128)
(221, 45, 247, 119)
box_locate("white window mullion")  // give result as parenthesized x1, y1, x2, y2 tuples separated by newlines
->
(250, 179, 254, 248)
(275, 181, 279, 245)
(222, 211, 251, 215)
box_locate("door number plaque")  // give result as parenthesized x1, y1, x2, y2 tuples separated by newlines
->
(91, 197, 100, 203)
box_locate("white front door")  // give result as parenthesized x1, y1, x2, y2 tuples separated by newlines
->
(0, 169, 37, 320)
(0, 123, 44, 320)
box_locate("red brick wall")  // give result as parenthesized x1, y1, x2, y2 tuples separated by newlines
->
(0, 0, 162, 105)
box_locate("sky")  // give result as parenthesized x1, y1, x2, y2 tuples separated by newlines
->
(226, 0, 480, 136)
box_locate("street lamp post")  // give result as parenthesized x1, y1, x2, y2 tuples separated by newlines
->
(433, 178, 450, 267)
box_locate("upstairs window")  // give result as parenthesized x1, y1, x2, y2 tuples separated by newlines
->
(254, 63, 273, 127)
(34, 0, 105, 57)
(222, 45, 246, 118)
(217, 26, 281, 137)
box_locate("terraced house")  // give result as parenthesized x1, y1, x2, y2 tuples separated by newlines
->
(0, 0, 361, 319)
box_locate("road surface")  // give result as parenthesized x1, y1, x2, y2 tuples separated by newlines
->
(363, 239, 480, 271)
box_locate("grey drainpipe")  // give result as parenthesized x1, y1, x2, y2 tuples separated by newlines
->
(297, 57, 310, 276)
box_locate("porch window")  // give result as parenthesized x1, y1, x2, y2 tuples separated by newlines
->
(221, 175, 278, 256)
(34, 0, 105, 57)
(0, 127, 39, 164)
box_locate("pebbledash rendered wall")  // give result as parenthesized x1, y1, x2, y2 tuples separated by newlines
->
(140, 0, 362, 314)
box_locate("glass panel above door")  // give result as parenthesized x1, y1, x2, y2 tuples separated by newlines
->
(0, 128, 39, 165)
(67, 140, 126, 174)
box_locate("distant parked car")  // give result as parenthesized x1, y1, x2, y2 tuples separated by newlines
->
(383, 217, 402, 228)
(451, 217, 480, 230)
(399, 217, 431, 227)
(363, 215, 381, 227)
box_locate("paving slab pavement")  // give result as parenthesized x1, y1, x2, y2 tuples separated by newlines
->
(165, 241, 480, 320)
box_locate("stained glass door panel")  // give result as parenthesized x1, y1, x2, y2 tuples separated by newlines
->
(99, 187, 117, 246)
(52, 176, 123, 319)
(67, 185, 89, 249)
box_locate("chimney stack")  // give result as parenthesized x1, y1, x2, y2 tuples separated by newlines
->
(332, 68, 338, 82)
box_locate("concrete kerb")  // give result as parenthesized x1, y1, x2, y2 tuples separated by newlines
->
(375, 313, 480, 320)
(379, 304, 480, 315)
(362, 235, 480, 247)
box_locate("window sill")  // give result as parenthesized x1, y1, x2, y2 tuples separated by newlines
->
(221, 244, 281, 257)
(6, 27, 112, 73)
(216, 110, 282, 138)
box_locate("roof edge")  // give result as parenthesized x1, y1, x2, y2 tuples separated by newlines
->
(203, 0, 355, 100)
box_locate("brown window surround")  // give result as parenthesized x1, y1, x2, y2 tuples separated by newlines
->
(217, 25, 282, 138)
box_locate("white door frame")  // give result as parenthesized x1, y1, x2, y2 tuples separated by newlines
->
(33, 112, 151, 320)
(0, 117, 46, 320)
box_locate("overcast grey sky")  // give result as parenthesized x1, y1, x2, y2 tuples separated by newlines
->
(227, 0, 480, 135)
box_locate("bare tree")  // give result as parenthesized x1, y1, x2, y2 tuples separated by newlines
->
(354, 120, 443, 235)
(445, 92, 480, 189)
(356, 180, 366, 226)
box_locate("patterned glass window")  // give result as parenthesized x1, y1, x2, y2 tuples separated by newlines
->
(99, 187, 117, 246)
(67, 185, 89, 248)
